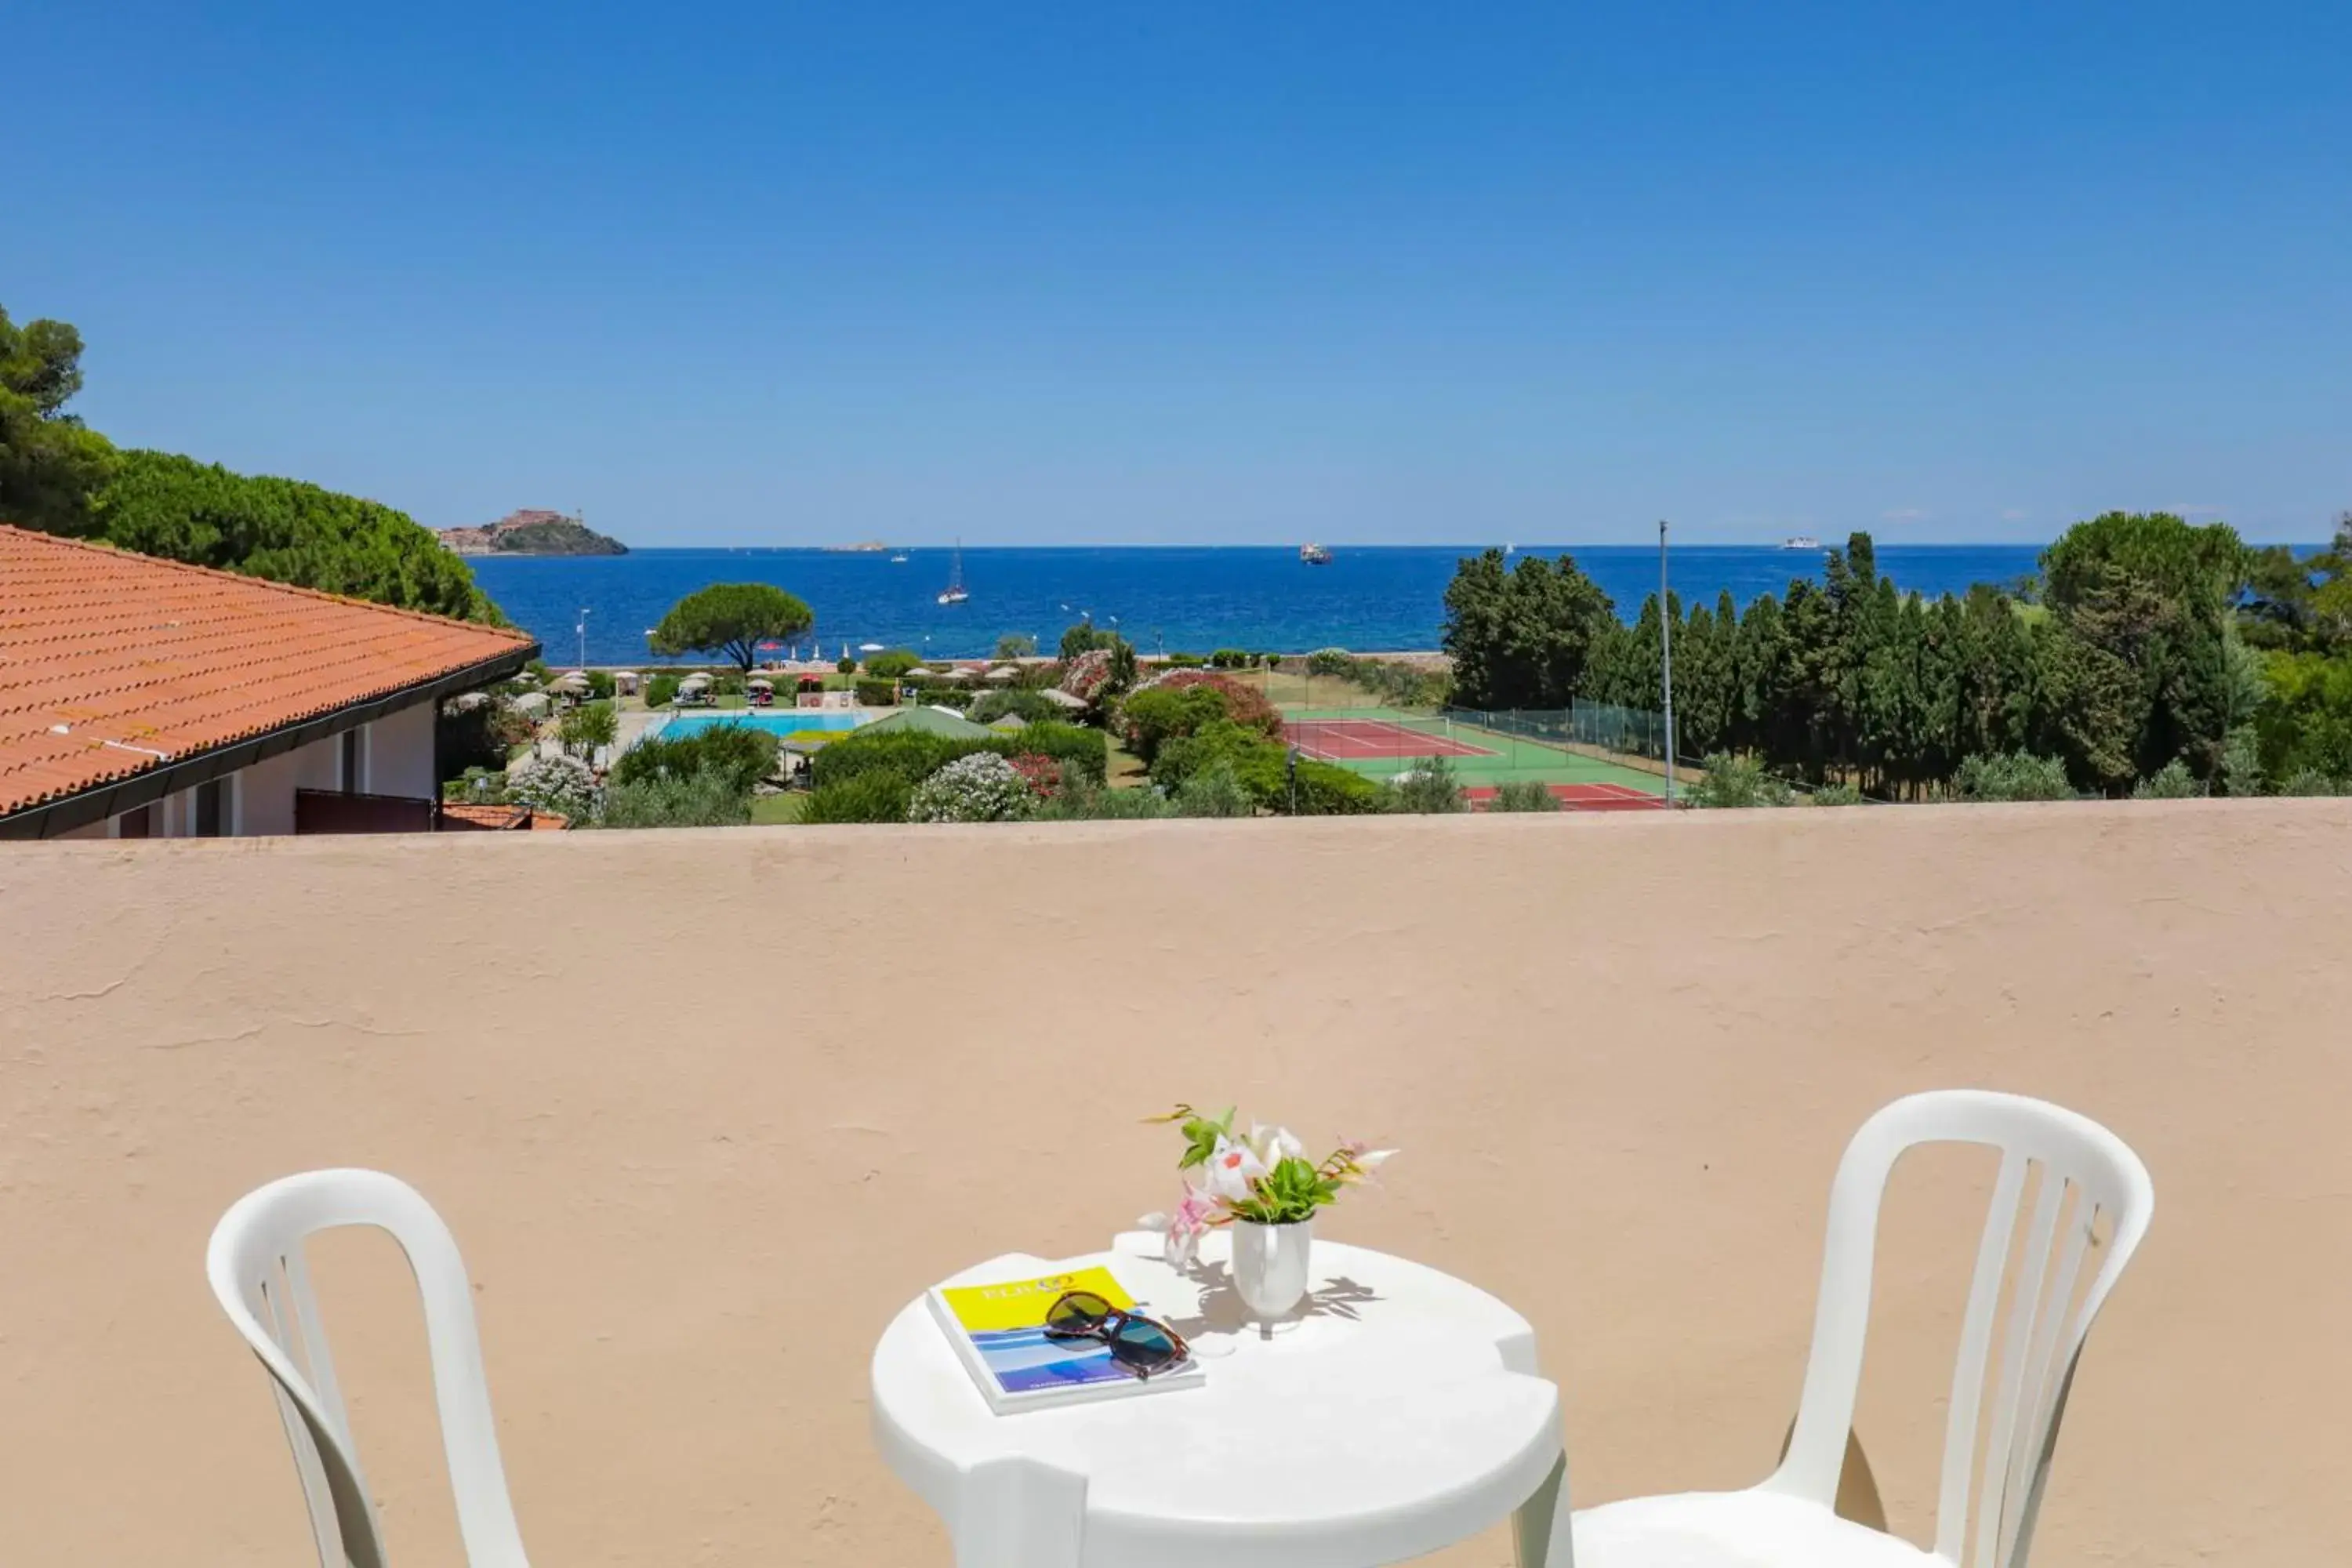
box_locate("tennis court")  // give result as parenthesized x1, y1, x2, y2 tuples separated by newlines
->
(1282, 707, 1671, 811)
(1285, 717, 1497, 762)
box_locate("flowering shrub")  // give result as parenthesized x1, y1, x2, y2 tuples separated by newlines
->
(906, 752, 1037, 823)
(1141, 670, 1279, 736)
(1139, 1105, 1397, 1269)
(1059, 648, 1116, 702)
(1007, 752, 1062, 800)
(1058, 640, 1138, 704)
(506, 754, 598, 823)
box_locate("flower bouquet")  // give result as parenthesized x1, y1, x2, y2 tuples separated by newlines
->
(1141, 1105, 1396, 1322)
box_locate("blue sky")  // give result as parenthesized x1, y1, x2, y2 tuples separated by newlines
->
(14, 2, 2349, 546)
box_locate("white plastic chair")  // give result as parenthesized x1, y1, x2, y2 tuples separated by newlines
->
(1573, 1091, 2154, 1568)
(205, 1169, 531, 1568)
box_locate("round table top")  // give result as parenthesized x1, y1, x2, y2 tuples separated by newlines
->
(871, 1229, 1563, 1568)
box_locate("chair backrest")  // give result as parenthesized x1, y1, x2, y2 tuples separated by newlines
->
(205, 1170, 530, 1568)
(1762, 1091, 2154, 1568)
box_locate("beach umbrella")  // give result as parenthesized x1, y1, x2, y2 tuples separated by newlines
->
(1037, 688, 1087, 711)
(612, 670, 639, 681)
(934, 667, 973, 682)
(985, 666, 1019, 682)
(747, 676, 774, 688)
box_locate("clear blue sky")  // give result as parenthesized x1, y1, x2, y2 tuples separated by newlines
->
(15, 2, 2349, 546)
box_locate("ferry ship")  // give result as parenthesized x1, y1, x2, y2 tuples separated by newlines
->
(1300, 543, 1334, 565)
(1780, 535, 1824, 551)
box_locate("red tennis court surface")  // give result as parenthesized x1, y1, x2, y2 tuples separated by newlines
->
(1465, 782, 1668, 812)
(1283, 719, 1495, 760)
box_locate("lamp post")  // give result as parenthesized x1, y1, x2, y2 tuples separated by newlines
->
(1659, 521, 1675, 804)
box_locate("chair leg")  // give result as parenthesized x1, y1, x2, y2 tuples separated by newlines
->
(1512, 1452, 1576, 1568)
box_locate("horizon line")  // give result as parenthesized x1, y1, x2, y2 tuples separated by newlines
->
(504, 536, 2325, 553)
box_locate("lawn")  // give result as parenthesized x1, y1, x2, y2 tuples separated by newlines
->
(750, 793, 807, 826)
(1105, 733, 1150, 786)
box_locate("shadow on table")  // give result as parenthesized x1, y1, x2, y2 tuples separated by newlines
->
(1160, 1261, 1384, 1340)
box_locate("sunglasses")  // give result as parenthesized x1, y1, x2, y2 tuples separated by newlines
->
(1042, 1290, 1190, 1380)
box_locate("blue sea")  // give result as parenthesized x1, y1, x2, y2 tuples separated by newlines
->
(471, 544, 2048, 666)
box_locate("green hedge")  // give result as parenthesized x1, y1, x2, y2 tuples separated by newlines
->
(807, 721, 1107, 793)
(800, 771, 913, 824)
(1293, 760, 1382, 814)
(854, 678, 899, 706)
(969, 688, 1066, 725)
(644, 672, 681, 709)
(1149, 719, 1376, 814)
(613, 724, 780, 796)
(1118, 685, 1229, 764)
(592, 772, 754, 828)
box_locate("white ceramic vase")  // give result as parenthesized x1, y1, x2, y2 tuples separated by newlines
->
(1231, 1217, 1314, 1322)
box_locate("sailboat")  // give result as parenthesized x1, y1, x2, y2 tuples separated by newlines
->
(936, 541, 970, 605)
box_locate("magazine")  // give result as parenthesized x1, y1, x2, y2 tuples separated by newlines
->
(927, 1261, 1206, 1414)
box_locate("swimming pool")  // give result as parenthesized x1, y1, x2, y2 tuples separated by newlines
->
(645, 710, 869, 742)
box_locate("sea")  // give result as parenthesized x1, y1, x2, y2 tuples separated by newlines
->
(470, 544, 2048, 666)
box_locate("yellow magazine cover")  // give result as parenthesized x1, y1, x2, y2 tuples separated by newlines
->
(928, 1262, 1201, 1409)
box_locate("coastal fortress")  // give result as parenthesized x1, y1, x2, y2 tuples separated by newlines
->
(438, 508, 628, 557)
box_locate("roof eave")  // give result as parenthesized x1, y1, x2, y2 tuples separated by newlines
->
(0, 640, 539, 840)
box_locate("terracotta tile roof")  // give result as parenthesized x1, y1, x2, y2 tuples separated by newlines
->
(437, 801, 568, 831)
(0, 524, 535, 818)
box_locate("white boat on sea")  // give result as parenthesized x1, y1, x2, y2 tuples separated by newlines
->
(1781, 535, 1824, 551)
(937, 541, 970, 604)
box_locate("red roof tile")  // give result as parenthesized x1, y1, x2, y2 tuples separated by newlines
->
(0, 524, 535, 817)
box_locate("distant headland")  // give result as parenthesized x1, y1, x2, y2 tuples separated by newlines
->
(437, 509, 628, 557)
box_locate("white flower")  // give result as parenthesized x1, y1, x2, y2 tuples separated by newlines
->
(1356, 1149, 1397, 1171)
(1203, 1134, 1267, 1200)
(1250, 1122, 1304, 1164)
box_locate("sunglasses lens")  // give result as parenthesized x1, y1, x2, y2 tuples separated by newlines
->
(1108, 1319, 1181, 1374)
(1045, 1292, 1112, 1338)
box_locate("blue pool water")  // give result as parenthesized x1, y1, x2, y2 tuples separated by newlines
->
(647, 711, 869, 741)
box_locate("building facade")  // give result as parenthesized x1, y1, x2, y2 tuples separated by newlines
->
(0, 524, 537, 840)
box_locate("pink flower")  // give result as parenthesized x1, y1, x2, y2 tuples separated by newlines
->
(1147, 1181, 1220, 1271)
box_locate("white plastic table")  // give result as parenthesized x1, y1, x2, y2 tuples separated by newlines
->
(871, 1228, 1575, 1568)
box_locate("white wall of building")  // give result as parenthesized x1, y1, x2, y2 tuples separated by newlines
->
(62, 695, 445, 840)
(367, 702, 437, 800)
(235, 746, 303, 837)
(292, 729, 342, 793)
